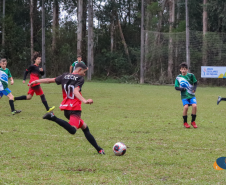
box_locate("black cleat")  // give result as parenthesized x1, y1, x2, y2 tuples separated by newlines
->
(98, 149, 105, 155)
(217, 96, 222, 105)
(43, 112, 55, 121)
(12, 110, 21, 115)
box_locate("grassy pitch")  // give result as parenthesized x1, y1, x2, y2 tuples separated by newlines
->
(0, 79, 226, 184)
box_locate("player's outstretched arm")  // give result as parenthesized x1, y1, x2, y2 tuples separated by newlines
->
(73, 87, 93, 104)
(69, 66, 72, 73)
(30, 78, 56, 86)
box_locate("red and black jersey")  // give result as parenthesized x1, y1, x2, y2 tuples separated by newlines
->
(55, 73, 84, 111)
(23, 64, 44, 87)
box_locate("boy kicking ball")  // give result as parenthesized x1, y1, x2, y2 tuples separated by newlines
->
(175, 62, 198, 128)
(0, 58, 21, 115)
(30, 63, 105, 155)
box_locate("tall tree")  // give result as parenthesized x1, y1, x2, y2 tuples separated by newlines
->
(155, 0, 167, 80)
(87, 0, 94, 80)
(157, 0, 167, 32)
(110, 0, 116, 53)
(52, 0, 59, 55)
(82, 0, 87, 61)
(2, 0, 5, 49)
(117, 13, 132, 66)
(140, 0, 144, 84)
(77, 0, 83, 56)
(144, 0, 151, 75)
(202, 0, 208, 66)
(30, 0, 34, 64)
(185, 0, 190, 69)
(167, 0, 175, 82)
(110, 20, 114, 53)
(42, 0, 46, 77)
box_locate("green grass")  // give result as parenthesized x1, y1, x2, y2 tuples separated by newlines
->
(0, 79, 226, 184)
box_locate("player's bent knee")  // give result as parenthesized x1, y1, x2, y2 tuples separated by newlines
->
(27, 95, 32, 100)
(184, 105, 189, 109)
(192, 104, 197, 108)
(81, 122, 87, 130)
(69, 127, 77, 135)
(82, 126, 89, 134)
(8, 94, 14, 100)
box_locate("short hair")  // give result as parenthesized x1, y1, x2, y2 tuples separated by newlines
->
(77, 55, 82, 58)
(179, 62, 188, 69)
(33, 52, 41, 61)
(1, 58, 7, 63)
(75, 62, 87, 70)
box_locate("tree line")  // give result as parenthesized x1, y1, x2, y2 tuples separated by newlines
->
(0, 0, 226, 83)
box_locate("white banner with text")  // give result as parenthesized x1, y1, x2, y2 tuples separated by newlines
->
(201, 66, 226, 78)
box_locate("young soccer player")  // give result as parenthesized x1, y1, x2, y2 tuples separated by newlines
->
(175, 62, 198, 128)
(30, 63, 105, 154)
(14, 52, 55, 112)
(0, 59, 21, 115)
(69, 55, 85, 73)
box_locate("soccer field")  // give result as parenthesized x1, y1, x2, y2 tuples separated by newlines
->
(0, 80, 226, 184)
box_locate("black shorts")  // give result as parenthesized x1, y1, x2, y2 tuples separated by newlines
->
(64, 110, 81, 120)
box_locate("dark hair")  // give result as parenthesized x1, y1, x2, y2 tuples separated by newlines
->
(77, 55, 82, 58)
(179, 62, 188, 69)
(33, 52, 41, 62)
(75, 63, 87, 70)
(1, 58, 7, 63)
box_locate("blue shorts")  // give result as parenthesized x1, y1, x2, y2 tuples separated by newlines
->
(0, 88, 11, 97)
(182, 97, 197, 106)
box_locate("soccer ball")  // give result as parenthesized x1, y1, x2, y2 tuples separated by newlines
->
(113, 142, 127, 156)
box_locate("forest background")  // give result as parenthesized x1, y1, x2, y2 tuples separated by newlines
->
(1, 0, 226, 84)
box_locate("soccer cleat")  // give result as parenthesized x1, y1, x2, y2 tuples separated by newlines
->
(217, 96, 222, 105)
(98, 149, 105, 155)
(11, 110, 22, 115)
(43, 112, 55, 121)
(47, 106, 55, 113)
(191, 121, 198, 128)
(184, 122, 190, 128)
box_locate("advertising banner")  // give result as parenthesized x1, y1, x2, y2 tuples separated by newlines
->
(201, 66, 226, 78)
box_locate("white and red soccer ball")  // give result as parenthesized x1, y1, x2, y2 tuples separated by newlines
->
(113, 142, 127, 156)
